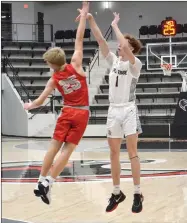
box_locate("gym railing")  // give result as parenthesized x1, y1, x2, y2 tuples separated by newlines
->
(88, 25, 113, 84)
(29, 95, 57, 120)
(2, 55, 31, 102)
(1, 22, 53, 42)
(2, 55, 56, 117)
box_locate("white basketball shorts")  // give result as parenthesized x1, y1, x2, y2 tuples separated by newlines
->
(107, 104, 142, 138)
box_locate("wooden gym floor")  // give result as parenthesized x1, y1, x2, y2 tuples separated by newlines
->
(1, 137, 187, 223)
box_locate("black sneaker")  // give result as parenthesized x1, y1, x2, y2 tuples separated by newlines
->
(38, 179, 51, 205)
(132, 193, 144, 213)
(34, 182, 42, 197)
(106, 191, 126, 212)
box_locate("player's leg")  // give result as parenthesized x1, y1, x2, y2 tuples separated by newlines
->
(106, 137, 126, 212)
(40, 140, 63, 176)
(108, 138, 122, 193)
(34, 139, 63, 196)
(34, 112, 70, 197)
(38, 108, 89, 205)
(106, 107, 126, 212)
(38, 141, 77, 205)
(49, 109, 89, 179)
(126, 133, 144, 213)
(124, 105, 143, 213)
(49, 142, 76, 179)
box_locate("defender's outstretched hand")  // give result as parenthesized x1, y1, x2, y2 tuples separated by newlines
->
(75, 2, 92, 22)
(111, 12, 120, 26)
(82, 1, 89, 13)
(79, 1, 90, 16)
(75, 12, 92, 22)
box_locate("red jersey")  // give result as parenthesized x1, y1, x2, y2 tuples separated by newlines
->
(52, 64, 89, 106)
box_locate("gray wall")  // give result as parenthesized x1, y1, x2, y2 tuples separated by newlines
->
(2, 73, 28, 136)
(2, 1, 52, 41)
(44, 1, 187, 38)
(3, 1, 187, 40)
(34, 2, 44, 24)
(3, 1, 36, 41)
(34, 2, 51, 42)
(10, 2, 35, 24)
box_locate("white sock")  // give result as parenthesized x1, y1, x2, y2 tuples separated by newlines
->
(134, 184, 141, 194)
(38, 175, 46, 183)
(113, 185, 120, 195)
(46, 176, 55, 185)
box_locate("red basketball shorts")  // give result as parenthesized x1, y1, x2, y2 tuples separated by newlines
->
(53, 107, 89, 145)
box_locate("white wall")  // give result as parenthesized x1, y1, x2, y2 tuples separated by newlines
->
(44, 1, 187, 38)
(2, 73, 28, 136)
(2, 73, 58, 137)
(28, 114, 56, 137)
(84, 125, 107, 137)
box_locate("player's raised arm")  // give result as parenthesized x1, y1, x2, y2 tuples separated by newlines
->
(76, 12, 110, 58)
(71, 2, 89, 70)
(88, 15, 110, 58)
(111, 12, 135, 65)
(24, 78, 55, 110)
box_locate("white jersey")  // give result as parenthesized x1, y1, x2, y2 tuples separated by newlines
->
(105, 52, 142, 105)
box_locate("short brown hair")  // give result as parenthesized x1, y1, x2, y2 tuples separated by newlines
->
(43, 47, 66, 66)
(124, 34, 142, 55)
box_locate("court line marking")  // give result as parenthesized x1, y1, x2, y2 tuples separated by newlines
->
(2, 174, 187, 185)
(12, 142, 187, 154)
(4, 165, 182, 170)
(1, 158, 167, 165)
(13, 142, 109, 152)
(2, 169, 187, 180)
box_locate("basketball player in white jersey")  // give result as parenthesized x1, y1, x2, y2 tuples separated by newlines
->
(76, 12, 143, 213)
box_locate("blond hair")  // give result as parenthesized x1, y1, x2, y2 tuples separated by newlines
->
(43, 47, 66, 66)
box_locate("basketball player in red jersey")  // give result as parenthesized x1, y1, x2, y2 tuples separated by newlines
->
(24, 2, 89, 205)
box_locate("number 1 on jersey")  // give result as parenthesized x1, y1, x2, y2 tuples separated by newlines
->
(115, 76, 119, 87)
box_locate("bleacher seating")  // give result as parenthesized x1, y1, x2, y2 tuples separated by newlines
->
(2, 41, 98, 69)
(55, 28, 91, 42)
(1, 41, 98, 74)
(1, 40, 98, 115)
(2, 35, 187, 125)
(148, 25, 158, 37)
(89, 36, 186, 124)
